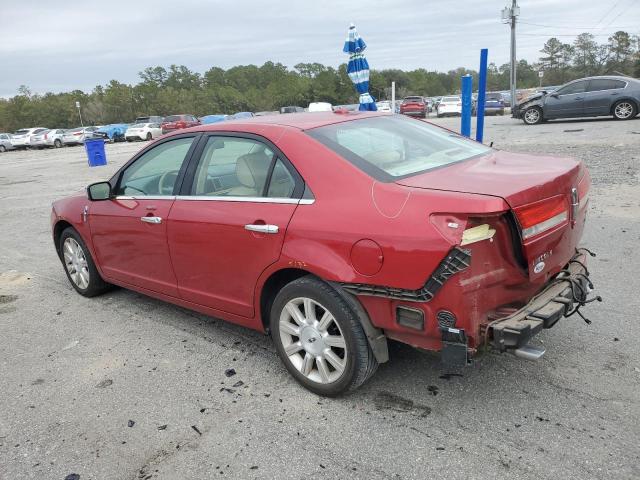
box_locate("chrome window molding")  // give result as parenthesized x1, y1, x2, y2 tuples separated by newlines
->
(114, 195, 315, 205)
(176, 195, 315, 205)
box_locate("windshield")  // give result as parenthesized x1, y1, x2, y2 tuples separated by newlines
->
(307, 116, 491, 181)
(14, 129, 29, 134)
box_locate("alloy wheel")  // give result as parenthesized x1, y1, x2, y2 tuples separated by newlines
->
(63, 238, 90, 289)
(614, 102, 633, 119)
(278, 297, 347, 384)
(524, 108, 540, 124)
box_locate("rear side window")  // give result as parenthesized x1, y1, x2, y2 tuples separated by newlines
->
(191, 137, 274, 197)
(588, 79, 626, 91)
(267, 159, 296, 198)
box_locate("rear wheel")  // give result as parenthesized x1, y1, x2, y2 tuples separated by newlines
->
(54, 139, 62, 148)
(523, 106, 543, 125)
(613, 100, 636, 120)
(0, 145, 6, 153)
(59, 228, 111, 297)
(146, 132, 152, 141)
(270, 277, 378, 396)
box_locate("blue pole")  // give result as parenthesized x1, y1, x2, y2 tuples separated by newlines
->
(460, 74, 472, 137)
(476, 48, 488, 143)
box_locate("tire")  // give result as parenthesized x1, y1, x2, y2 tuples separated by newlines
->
(612, 100, 637, 120)
(523, 106, 543, 125)
(59, 227, 111, 297)
(54, 139, 62, 148)
(146, 132, 152, 141)
(270, 276, 378, 396)
(0, 145, 6, 153)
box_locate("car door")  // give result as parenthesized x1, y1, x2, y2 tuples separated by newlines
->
(544, 80, 587, 118)
(167, 133, 304, 318)
(88, 135, 199, 296)
(583, 79, 627, 116)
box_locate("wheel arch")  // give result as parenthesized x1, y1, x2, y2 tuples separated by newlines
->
(258, 267, 389, 363)
(610, 97, 638, 115)
(53, 219, 74, 259)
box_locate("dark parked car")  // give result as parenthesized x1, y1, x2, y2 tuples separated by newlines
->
(515, 76, 640, 125)
(473, 93, 505, 116)
(280, 106, 304, 114)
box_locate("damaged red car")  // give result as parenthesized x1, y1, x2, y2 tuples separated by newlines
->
(51, 112, 599, 396)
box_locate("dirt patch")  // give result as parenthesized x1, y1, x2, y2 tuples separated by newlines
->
(373, 392, 431, 417)
(0, 271, 31, 286)
(0, 294, 18, 304)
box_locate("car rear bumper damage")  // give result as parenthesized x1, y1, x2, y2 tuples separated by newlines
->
(487, 248, 600, 353)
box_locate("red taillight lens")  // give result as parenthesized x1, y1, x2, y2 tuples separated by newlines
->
(74, 132, 82, 135)
(514, 195, 569, 240)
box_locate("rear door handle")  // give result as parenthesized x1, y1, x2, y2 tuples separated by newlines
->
(141, 216, 162, 224)
(245, 224, 279, 234)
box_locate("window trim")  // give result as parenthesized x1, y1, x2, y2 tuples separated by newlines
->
(109, 132, 202, 197)
(178, 131, 307, 201)
(555, 80, 588, 96)
(586, 79, 628, 93)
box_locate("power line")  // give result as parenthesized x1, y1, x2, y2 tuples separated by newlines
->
(602, 0, 639, 29)
(594, 0, 624, 27)
(519, 31, 637, 37)
(518, 20, 637, 30)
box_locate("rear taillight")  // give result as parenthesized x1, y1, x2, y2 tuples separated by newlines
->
(74, 131, 82, 136)
(514, 195, 569, 240)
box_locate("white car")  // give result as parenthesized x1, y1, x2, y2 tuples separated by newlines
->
(308, 102, 333, 112)
(62, 126, 98, 146)
(30, 128, 67, 149)
(437, 96, 463, 117)
(125, 123, 163, 141)
(0, 133, 15, 152)
(376, 101, 392, 112)
(10, 128, 47, 149)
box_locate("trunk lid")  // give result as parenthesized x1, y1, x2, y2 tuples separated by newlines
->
(396, 150, 582, 208)
(397, 150, 588, 281)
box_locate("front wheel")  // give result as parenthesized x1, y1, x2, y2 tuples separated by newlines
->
(146, 132, 152, 141)
(0, 145, 6, 153)
(54, 139, 62, 148)
(270, 277, 378, 396)
(59, 228, 111, 297)
(613, 100, 637, 120)
(523, 106, 543, 125)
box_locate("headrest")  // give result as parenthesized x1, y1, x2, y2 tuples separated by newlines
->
(236, 151, 271, 188)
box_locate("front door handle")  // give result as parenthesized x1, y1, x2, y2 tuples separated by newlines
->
(141, 216, 162, 224)
(245, 224, 279, 234)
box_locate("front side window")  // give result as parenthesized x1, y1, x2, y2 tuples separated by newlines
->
(557, 81, 587, 95)
(117, 137, 194, 196)
(192, 137, 275, 197)
(307, 116, 490, 181)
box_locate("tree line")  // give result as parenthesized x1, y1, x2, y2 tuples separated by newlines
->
(1, 31, 638, 131)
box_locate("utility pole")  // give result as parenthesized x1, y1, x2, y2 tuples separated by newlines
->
(75, 101, 84, 127)
(502, 1, 519, 109)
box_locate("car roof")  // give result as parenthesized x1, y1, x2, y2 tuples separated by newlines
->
(182, 111, 384, 132)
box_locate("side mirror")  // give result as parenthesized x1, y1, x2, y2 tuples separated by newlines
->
(87, 181, 112, 201)
(550, 92, 559, 98)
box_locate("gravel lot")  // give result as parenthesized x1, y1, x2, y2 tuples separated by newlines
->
(1, 115, 639, 480)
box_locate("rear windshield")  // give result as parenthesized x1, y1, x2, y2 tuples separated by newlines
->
(442, 96, 460, 102)
(68, 127, 84, 133)
(307, 116, 490, 181)
(14, 129, 29, 134)
(403, 97, 423, 102)
(486, 94, 502, 100)
(135, 117, 150, 123)
(164, 115, 182, 122)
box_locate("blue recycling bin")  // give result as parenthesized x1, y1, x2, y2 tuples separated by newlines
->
(85, 138, 107, 167)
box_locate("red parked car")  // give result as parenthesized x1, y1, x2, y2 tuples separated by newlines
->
(51, 112, 598, 396)
(400, 96, 428, 118)
(161, 114, 200, 134)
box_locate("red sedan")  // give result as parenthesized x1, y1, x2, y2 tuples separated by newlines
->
(160, 114, 200, 134)
(51, 112, 598, 395)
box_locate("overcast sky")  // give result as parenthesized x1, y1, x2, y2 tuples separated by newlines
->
(1, 0, 639, 97)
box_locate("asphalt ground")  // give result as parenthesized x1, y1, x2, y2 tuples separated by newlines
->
(1, 114, 639, 479)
